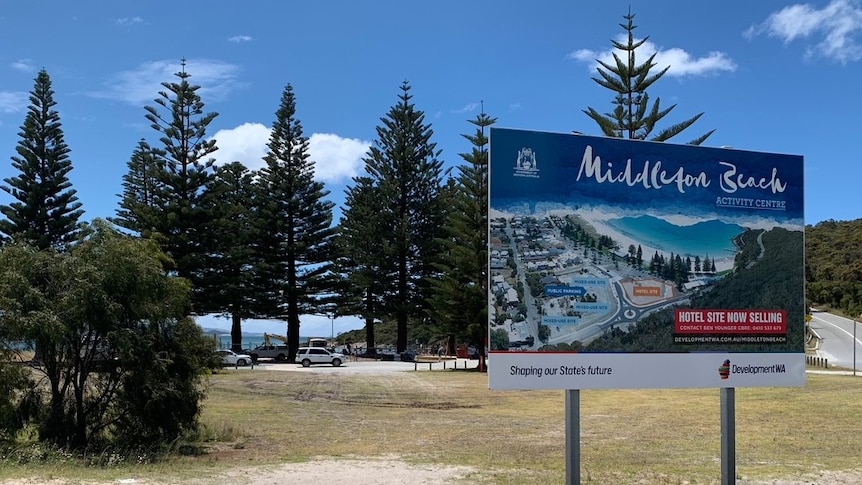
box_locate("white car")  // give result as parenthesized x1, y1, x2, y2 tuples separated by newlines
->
(216, 349, 253, 367)
(297, 347, 344, 367)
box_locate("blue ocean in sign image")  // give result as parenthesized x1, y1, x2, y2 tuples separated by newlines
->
(605, 215, 744, 258)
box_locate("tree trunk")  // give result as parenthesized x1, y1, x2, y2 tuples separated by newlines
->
(230, 312, 243, 352)
(45, 375, 66, 445)
(397, 248, 408, 353)
(73, 378, 87, 449)
(364, 288, 375, 352)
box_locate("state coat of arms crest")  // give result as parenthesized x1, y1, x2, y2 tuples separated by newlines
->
(513, 148, 539, 178)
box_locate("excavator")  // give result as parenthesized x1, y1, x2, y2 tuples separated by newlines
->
(263, 333, 289, 346)
(263, 333, 327, 348)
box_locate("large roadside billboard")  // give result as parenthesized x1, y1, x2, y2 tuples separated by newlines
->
(488, 128, 805, 390)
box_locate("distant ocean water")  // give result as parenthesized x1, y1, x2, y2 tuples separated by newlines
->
(212, 334, 314, 350)
(606, 215, 744, 258)
(7, 335, 308, 352)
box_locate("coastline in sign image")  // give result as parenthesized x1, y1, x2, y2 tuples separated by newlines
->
(605, 215, 743, 259)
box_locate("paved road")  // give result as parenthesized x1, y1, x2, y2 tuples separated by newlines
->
(809, 311, 862, 371)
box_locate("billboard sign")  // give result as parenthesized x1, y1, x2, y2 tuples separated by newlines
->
(488, 128, 805, 390)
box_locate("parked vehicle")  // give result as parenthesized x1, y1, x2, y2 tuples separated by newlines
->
(307, 337, 327, 348)
(216, 349, 253, 367)
(244, 344, 289, 362)
(296, 347, 344, 367)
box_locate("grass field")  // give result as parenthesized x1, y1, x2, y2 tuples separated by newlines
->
(2, 368, 862, 484)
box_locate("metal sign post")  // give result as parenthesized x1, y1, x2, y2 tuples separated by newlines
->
(720, 388, 736, 485)
(566, 389, 739, 484)
(565, 389, 581, 485)
(853, 315, 862, 376)
(854, 316, 857, 376)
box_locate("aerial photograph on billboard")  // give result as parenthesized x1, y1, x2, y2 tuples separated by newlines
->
(488, 128, 805, 390)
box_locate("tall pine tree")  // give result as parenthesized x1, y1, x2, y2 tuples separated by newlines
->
(336, 176, 395, 352)
(198, 162, 258, 351)
(363, 82, 445, 353)
(254, 84, 338, 362)
(583, 9, 714, 144)
(112, 139, 162, 238)
(0, 69, 83, 249)
(428, 109, 495, 366)
(139, 60, 218, 309)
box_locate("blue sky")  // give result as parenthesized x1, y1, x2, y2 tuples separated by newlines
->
(1, 1, 861, 337)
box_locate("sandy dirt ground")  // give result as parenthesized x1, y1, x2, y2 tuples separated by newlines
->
(0, 456, 477, 485)
(743, 470, 862, 485)
(3, 464, 862, 485)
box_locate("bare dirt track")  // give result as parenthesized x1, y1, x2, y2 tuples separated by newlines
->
(4, 465, 862, 485)
(0, 456, 476, 485)
(744, 470, 862, 485)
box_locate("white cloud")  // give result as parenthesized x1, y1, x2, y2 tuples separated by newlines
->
(746, 0, 862, 63)
(228, 35, 253, 43)
(211, 123, 370, 183)
(10, 59, 35, 72)
(307, 133, 370, 183)
(0, 91, 28, 113)
(116, 16, 143, 25)
(90, 59, 242, 106)
(453, 102, 479, 113)
(210, 122, 271, 169)
(569, 36, 737, 77)
(509, 102, 522, 112)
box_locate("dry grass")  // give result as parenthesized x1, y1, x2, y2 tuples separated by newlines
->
(194, 369, 862, 484)
(3, 369, 862, 484)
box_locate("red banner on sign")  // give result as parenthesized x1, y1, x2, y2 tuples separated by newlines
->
(674, 309, 787, 334)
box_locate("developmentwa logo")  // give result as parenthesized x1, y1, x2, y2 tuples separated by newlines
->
(718, 359, 731, 380)
(717, 358, 787, 380)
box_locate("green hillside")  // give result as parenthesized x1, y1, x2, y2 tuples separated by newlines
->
(805, 219, 862, 318)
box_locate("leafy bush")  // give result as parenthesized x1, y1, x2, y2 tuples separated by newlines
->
(0, 221, 213, 452)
